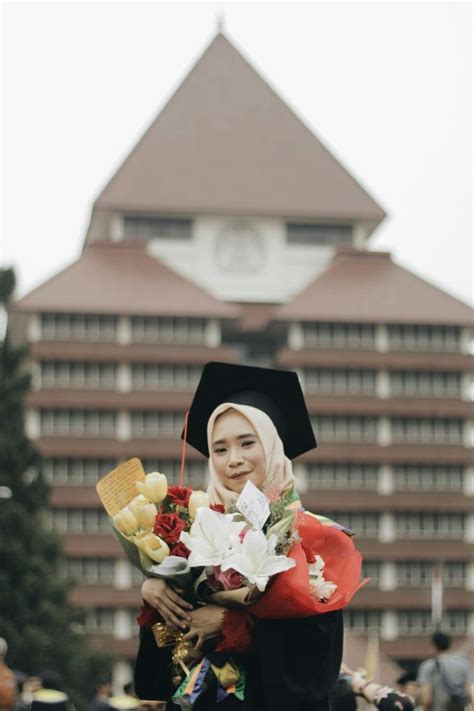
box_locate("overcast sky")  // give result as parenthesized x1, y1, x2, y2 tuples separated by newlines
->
(2, 1, 472, 306)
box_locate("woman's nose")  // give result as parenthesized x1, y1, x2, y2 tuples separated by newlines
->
(228, 448, 244, 466)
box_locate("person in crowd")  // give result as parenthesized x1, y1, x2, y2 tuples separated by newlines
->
(135, 362, 364, 710)
(90, 681, 113, 711)
(397, 672, 421, 709)
(417, 632, 472, 711)
(0, 638, 16, 711)
(334, 664, 414, 711)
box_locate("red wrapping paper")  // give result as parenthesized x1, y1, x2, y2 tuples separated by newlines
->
(250, 512, 367, 619)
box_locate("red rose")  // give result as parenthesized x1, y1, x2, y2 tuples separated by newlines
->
(136, 602, 160, 628)
(167, 485, 193, 507)
(210, 503, 225, 513)
(208, 566, 244, 591)
(153, 513, 186, 544)
(170, 541, 190, 559)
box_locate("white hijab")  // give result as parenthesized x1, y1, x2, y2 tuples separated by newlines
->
(206, 402, 296, 508)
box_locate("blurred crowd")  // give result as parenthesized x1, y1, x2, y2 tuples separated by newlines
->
(0, 632, 471, 711)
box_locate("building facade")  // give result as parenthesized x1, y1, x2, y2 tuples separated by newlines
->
(15, 32, 474, 686)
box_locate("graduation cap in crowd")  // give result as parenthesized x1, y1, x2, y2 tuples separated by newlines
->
(183, 361, 316, 460)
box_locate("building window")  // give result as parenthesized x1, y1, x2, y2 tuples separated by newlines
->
(391, 418, 464, 445)
(398, 609, 433, 634)
(40, 410, 116, 437)
(304, 369, 377, 395)
(323, 512, 379, 538)
(40, 313, 117, 341)
(131, 412, 184, 438)
(388, 325, 461, 352)
(444, 561, 467, 586)
(302, 323, 375, 349)
(311, 416, 378, 443)
(286, 223, 352, 246)
(397, 561, 466, 586)
(124, 216, 192, 240)
(85, 608, 114, 634)
(48, 508, 110, 534)
(346, 610, 381, 633)
(43, 459, 117, 485)
(141, 459, 207, 487)
(393, 465, 464, 492)
(130, 317, 206, 344)
(40, 361, 117, 389)
(131, 364, 202, 391)
(66, 557, 115, 584)
(304, 463, 378, 490)
(390, 371, 462, 397)
(395, 513, 464, 538)
(361, 561, 381, 586)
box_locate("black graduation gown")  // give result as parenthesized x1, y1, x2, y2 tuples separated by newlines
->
(134, 609, 343, 711)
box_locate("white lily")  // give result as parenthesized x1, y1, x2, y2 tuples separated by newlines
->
(179, 507, 246, 567)
(308, 554, 337, 601)
(221, 530, 295, 592)
(310, 578, 337, 602)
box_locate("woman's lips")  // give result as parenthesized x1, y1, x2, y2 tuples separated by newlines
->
(230, 471, 251, 480)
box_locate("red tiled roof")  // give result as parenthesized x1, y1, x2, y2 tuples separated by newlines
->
(15, 242, 238, 317)
(276, 247, 474, 325)
(91, 33, 385, 227)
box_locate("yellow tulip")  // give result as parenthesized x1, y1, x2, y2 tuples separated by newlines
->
(135, 532, 169, 563)
(113, 507, 139, 536)
(188, 490, 210, 520)
(127, 495, 158, 530)
(136, 472, 168, 503)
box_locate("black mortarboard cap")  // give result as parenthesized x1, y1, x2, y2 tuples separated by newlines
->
(183, 362, 316, 459)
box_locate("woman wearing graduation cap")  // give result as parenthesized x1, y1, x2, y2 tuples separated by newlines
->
(135, 363, 364, 711)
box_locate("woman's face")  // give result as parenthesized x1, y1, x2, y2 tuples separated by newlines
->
(210, 409, 266, 494)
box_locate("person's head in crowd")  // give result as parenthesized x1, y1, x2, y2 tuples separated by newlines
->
(431, 631, 451, 653)
(396, 672, 420, 703)
(95, 680, 112, 698)
(123, 683, 135, 697)
(0, 637, 8, 663)
(37, 671, 64, 692)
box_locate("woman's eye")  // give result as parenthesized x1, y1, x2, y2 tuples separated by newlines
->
(242, 440, 255, 447)
(214, 447, 226, 454)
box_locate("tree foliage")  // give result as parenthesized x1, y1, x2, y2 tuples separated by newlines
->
(0, 268, 111, 708)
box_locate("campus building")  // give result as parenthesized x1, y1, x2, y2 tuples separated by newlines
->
(15, 32, 474, 684)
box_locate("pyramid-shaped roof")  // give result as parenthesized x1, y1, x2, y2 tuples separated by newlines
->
(276, 247, 474, 325)
(92, 32, 385, 227)
(15, 242, 238, 318)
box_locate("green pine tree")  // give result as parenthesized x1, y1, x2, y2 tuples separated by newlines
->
(0, 268, 111, 709)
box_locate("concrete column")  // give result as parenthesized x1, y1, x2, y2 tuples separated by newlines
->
(461, 373, 473, 402)
(376, 370, 390, 399)
(114, 609, 132, 640)
(25, 410, 40, 439)
(30, 362, 42, 391)
(463, 420, 473, 448)
(460, 328, 473, 354)
(379, 562, 397, 591)
(293, 463, 308, 493)
(288, 322, 304, 350)
(377, 465, 394, 495)
(353, 224, 368, 249)
(116, 411, 131, 441)
(114, 559, 132, 590)
(375, 325, 389, 353)
(380, 610, 398, 641)
(464, 513, 474, 543)
(205, 319, 221, 347)
(463, 467, 474, 496)
(467, 611, 474, 635)
(378, 417, 391, 446)
(117, 316, 132, 345)
(112, 661, 133, 695)
(117, 364, 131, 393)
(109, 215, 124, 242)
(465, 561, 474, 591)
(28, 314, 42, 342)
(378, 512, 396, 542)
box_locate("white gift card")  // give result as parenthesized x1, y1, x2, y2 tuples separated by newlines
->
(236, 480, 270, 530)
